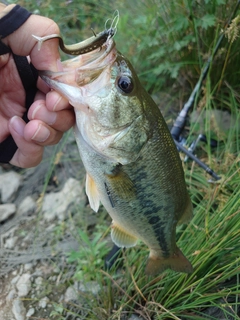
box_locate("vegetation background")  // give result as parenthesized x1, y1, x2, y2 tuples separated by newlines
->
(5, 0, 240, 319)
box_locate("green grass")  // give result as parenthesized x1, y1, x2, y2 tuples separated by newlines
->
(9, 0, 240, 318)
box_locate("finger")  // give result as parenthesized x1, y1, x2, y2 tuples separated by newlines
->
(8, 116, 43, 168)
(2, 14, 61, 71)
(46, 90, 72, 111)
(34, 90, 45, 101)
(24, 119, 63, 146)
(28, 100, 75, 131)
(0, 52, 9, 69)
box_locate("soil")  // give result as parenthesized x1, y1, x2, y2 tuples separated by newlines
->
(0, 133, 104, 320)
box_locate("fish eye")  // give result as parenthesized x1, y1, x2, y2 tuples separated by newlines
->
(117, 76, 134, 94)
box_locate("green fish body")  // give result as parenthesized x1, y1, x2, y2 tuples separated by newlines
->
(41, 38, 193, 275)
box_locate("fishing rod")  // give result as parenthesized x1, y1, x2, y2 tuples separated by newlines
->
(171, 0, 240, 181)
(104, 1, 240, 270)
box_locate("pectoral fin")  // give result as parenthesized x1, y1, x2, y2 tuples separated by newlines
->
(111, 222, 138, 248)
(106, 169, 136, 201)
(86, 173, 100, 212)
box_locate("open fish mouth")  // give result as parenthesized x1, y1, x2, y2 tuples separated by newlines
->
(39, 37, 117, 111)
(39, 38, 116, 88)
(37, 10, 119, 90)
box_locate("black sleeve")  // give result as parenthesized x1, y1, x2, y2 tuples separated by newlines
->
(0, 5, 31, 38)
(0, 5, 38, 164)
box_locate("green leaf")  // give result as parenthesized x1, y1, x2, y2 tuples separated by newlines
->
(197, 14, 216, 30)
(216, 0, 226, 4)
(173, 16, 189, 31)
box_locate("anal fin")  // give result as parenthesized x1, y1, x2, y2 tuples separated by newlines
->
(146, 247, 193, 276)
(111, 222, 138, 248)
(86, 173, 100, 212)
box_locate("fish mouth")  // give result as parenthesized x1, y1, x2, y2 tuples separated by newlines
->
(39, 38, 117, 112)
(39, 38, 116, 91)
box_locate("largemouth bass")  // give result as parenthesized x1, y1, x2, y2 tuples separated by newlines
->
(38, 27, 193, 275)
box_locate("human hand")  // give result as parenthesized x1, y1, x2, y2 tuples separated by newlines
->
(0, 5, 75, 168)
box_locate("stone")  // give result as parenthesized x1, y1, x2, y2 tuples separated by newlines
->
(6, 289, 17, 301)
(64, 286, 78, 302)
(35, 276, 43, 288)
(190, 110, 240, 139)
(0, 204, 16, 222)
(38, 296, 49, 308)
(0, 171, 22, 203)
(12, 299, 26, 320)
(24, 263, 33, 271)
(128, 315, 144, 320)
(17, 196, 37, 216)
(16, 273, 32, 297)
(78, 281, 101, 296)
(4, 236, 18, 249)
(11, 275, 20, 285)
(42, 178, 86, 221)
(26, 307, 35, 318)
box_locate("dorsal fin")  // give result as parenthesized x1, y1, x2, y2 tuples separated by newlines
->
(177, 194, 193, 225)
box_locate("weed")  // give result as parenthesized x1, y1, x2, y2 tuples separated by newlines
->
(67, 228, 109, 282)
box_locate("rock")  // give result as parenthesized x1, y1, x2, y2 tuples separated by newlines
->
(0, 203, 16, 222)
(78, 281, 101, 296)
(35, 276, 44, 288)
(38, 296, 49, 308)
(6, 289, 17, 301)
(0, 171, 22, 203)
(11, 275, 20, 285)
(190, 110, 240, 139)
(17, 196, 37, 216)
(128, 315, 144, 320)
(12, 298, 26, 320)
(24, 263, 33, 272)
(16, 274, 32, 297)
(64, 286, 78, 302)
(42, 178, 86, 221)
(26, 307, 35, 318)
(4, 236, 18, 249)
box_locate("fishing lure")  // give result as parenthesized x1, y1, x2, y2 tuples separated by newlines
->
(32, 28, 115, 55)
(33, 10, 119, 55)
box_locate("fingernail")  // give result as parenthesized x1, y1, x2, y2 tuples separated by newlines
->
(32, 103, 57, 125)
(31, 124, 50, 142)
(53, 96, 62, 111)
(10, 116, 25, 136)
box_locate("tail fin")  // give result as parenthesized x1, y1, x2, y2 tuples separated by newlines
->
(145, 247, 193, 276)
